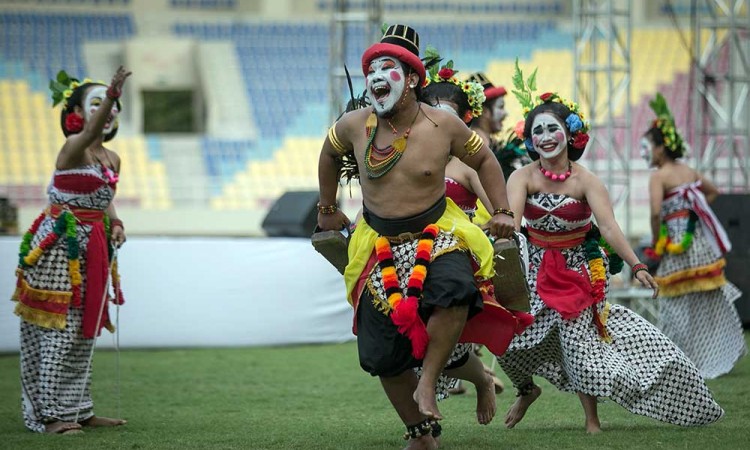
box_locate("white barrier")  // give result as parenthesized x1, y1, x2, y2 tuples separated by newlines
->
(0, 236, 354, 352)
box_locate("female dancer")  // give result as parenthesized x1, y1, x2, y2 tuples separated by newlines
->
(422, 61, 508, 396)
(642, 93, 746, 379)
(12, 66, 131, 434)
(496, 65, 724, 433)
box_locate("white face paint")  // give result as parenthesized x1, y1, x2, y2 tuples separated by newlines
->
(84, 85, 119, 134)
(640, 137, 654, 165)
(531, 113, 567, 159)
(491, 97, 507, 133)
(366, 56, 407, 116)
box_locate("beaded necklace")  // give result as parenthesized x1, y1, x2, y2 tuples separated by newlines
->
(539, 160, 572, 182)
(364, 105, 421, 179)
(90, 149, 119, 184)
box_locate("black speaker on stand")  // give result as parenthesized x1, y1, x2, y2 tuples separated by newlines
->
(712, 193, 750, 326)
(261, 191, 319, 238)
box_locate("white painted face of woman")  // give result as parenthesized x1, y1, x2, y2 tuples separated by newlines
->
(84, 85, 119, 134)
(531, 113, 567, 159)
(640, 137, 654, 165)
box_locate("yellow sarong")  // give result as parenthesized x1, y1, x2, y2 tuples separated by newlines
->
(344, 198, 494, 305)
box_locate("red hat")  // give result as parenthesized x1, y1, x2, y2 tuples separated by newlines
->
(362, 24, 426, 86)
(467, 72, 507, 101)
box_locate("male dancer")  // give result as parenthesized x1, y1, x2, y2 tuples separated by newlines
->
(317, 25, 518, 449)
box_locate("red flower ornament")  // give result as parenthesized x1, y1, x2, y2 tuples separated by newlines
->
(572, 132, 589, 149)
(540, 92, 554, 102)
(64, 112, 84, 133)
(438, 67, 455, 80)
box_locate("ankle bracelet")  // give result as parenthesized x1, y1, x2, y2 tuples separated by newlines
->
(403, 419, 441, 440)
(516, 381, 537, 397)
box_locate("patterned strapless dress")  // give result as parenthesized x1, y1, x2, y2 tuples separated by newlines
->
(655, 181, 745, 379)
(496, 193, 724, 426)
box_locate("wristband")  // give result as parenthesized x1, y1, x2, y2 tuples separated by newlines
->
(632, 262, 648, 274)
(106, 85, 121, 100)
(317, 203, 338, 215)
(110, 218, 124, 230)
(493, 207, 515, 219)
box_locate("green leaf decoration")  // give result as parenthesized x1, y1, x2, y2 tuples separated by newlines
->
(527, 68, 538, 91)
(648, 93, 673, 120)
(56, 70, 70, 84)
(381, 22, 389, 36)
(511, 59, 539, 115)
(48, 69, 79, 108)
(423, 45, 442, 75)
(512, 58, 524, 91)
(423, 45, 440, 61)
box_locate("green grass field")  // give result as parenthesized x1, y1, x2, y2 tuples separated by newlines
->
(0, 334, 748, 450)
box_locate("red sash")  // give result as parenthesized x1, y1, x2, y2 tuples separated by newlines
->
(50, 205, 110, 338)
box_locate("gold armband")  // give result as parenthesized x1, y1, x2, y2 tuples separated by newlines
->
(327, 123, 348, 155)
(463, 131, 483, 157)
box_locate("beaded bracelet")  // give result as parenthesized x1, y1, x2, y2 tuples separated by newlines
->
(632, 262, 649, 274)
(106, 86, 121, 100)
(110, 218, 124, 230)
(317, 203, 338, 214)
(493, 207, 515, 219)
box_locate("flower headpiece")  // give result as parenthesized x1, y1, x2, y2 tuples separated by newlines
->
(648, 93, 684, 157)
(510, 59, 590, 152)
(423, 47, 485, 120)
(48, 70, 102, 108)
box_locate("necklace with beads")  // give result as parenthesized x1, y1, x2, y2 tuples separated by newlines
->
(538, 160, 571, 182)
(364, 105, 421, 179)
(89, 148, 119, 184)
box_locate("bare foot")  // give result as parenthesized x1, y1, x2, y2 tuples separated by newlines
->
(403, 435, 438, 450)
(79, 416, 127, 427)
(45, 421, 83, 435)
(504, 385, 541, 428)
(413, 380, 442, 420)
(586, 419, 602, 434)
(475, 374, 497, 425)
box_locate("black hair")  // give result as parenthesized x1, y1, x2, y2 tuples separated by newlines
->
(421, 82, 471, 122)
(644, 126, 683, 160)
(60, 83, 122, 142)
(523, 101, 584, 161)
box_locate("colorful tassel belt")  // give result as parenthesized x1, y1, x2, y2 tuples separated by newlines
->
(527, 223, 592, 249)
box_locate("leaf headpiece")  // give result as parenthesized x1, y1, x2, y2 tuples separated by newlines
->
(423, 46, 486, 119)
(511, 59, 591, 152)
(648, 93, 685, 157)
(48, 70, 100, 108)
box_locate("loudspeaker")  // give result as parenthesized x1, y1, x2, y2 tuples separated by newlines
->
(712, 194, 750, 326)
(261, 191, 319, 238)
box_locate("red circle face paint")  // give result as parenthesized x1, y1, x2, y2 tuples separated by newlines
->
(390, 71, 401, 82)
